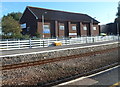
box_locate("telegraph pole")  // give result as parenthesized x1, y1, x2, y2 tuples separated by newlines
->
(42, 12, 47, 39)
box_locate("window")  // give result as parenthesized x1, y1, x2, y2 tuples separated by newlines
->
(72, 26, 76, 30)
(83, 26, 87, 30)
(21, 23, 26, 29)
(43, 25, 50, 33)
(27, 27, 30, 32)
(59, 25, 64, 30)
(93, 27, 97, 30)
(44, 25, 49, 29)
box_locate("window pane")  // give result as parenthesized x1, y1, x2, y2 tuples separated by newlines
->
(93, 27, 96, 30)
(21, 23, 26, 29)
(44, 25, 49, 29)
(59, 25, 64, 30)
(43, 25, 50, 33)
(83, 26, 87, 30)
(72, 26, 76, 30)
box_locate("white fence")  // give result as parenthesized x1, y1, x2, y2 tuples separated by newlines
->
(0, 36, 119, 50)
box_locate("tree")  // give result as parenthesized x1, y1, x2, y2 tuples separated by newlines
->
(2, 16, 22, 39)
(115, 1, 120, 23)
(7, 12, 22, 21)
(1, 12, 31, 39)
(117, 1, 120, 17)
(115, 1, 120, 33)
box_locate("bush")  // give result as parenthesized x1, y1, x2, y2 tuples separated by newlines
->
(20, 34, 30, 40)
(1, 34, 30, 40)
(34, 32, 41, 38)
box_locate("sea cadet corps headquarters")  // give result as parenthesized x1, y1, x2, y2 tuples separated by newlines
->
(20, 6, 100, 38)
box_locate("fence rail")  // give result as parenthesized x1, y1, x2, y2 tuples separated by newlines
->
(0, 36, 119, 50)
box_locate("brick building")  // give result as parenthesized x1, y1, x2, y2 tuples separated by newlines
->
(100, 23, 119, 35)
(20, 6, 100, 38)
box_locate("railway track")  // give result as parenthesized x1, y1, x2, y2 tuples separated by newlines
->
(2, 47, 119, 70)
(2, 42, 119, 86)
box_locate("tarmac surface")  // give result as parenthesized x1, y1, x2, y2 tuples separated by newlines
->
(89, 66, 120, 86)
(55, 66, 120, 87)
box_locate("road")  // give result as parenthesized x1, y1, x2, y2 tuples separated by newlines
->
(55, 65, 120, 87)
(0, 40, 118, 56)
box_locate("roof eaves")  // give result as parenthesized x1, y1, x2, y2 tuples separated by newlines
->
(19, 8, 27, 23)
(27, 6, 85, 16)
(84, 14, 100, 23)
(27, 6, 100, 23)
(27, 6, 38, 19)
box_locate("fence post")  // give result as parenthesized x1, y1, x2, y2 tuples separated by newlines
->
(65, 38, 67, 45)
(29, 39, 32, 48)
(86, 37, 87, 43)
(43, 39, 44, 47)
(69, 38, 71, 45)
(18, 39, 20, 48)
(47, 38, 49, 47)
(68, 38, 70, 45)
(92, 37, 94, 43)
(112, 36, 114, 41)
(39, 39, 41, 47)
(118, 35, 119, 41)
(7, 39, 8, 49)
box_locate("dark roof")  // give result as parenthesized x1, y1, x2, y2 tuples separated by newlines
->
(27, 6, 99, 23)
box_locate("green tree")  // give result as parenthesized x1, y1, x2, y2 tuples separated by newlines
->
(2, 16, 22, 39)
(117, 1, 120, 17)
(1, 12, 31, 39)
(7, 12, 22, 21)
(115, 1, 120, 32)
(115, 1, 120, 23)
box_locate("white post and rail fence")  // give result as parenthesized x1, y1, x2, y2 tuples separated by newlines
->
(0, 36, 119, 50)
